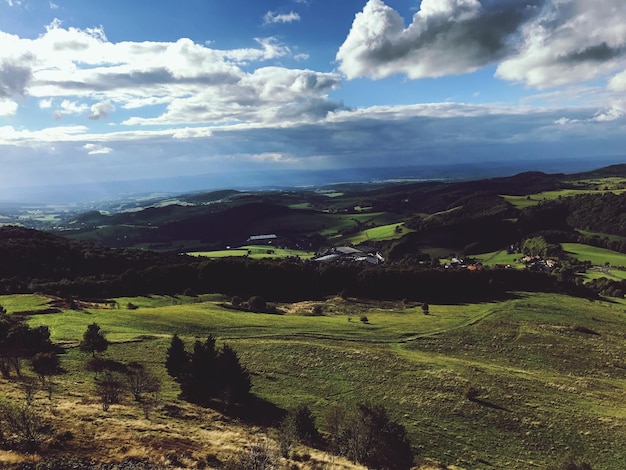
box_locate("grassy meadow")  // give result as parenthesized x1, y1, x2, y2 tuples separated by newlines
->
(471, 250, 524, 268)
(562, 243, 626, 267)
(502, 188, 626, 209)
(188, 245, 315, 260)
(342, 223, 411, 245)
(1, 292, 625, 468)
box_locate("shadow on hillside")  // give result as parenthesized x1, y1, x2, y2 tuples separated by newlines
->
(213, 395, 286, 427)
(469, 397, 511, 413)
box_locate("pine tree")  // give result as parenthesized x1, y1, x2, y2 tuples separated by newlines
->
(79, 323, 108, 357)
(216, 344, 251, 405)
(180, 335, 218, 404)
(165, 334, 188, 381)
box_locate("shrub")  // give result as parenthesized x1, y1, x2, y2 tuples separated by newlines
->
(247, 296, 267, 313)
(95, 370, 125, 411)
(280, 404, 320, 455)
(336, 404, 413, 470)
(0, 398, 47, 451)
(226, 438, 278, 470)
(310, 305, 324, 316)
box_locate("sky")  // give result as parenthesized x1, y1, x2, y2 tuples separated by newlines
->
(1, 0, 626, 200)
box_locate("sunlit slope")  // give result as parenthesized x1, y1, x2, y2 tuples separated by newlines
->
(5, 291, 624, 468)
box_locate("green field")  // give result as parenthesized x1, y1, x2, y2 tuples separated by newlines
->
(562, 243, 626, 267)
(188, 245, 315, 259)
(342, 223, 411, 244)
(2, 292, 624, 468)
(502, 189, 626, 209)
(471, 250, 524, 267)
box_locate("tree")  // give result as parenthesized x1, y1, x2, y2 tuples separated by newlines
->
(216, 344, 251, 406)
(165, 334, 188, 381)
(30, 351, 62, 398)
(280, 404, 320, 452)
(79, 323, 108, 357)
(173, 336, 251, 407)
(95, 370, 124, 411)
(421, 303, 429, 315)
(247, 296, 266, 313)
(180, 335, 218, 404)
(0, 318, 54, 378)
(125, 361, 161, 402)
(0, 398, 45, 451)
(341, 404, 413, 470)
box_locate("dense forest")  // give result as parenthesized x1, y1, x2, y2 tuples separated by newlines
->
(0, 226, 593, 303)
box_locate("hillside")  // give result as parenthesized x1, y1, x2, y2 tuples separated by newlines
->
(2, 163, 626, 469)
(0, 292, 623, 468)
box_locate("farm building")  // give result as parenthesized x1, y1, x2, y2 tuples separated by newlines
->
(313, 246, 384, 265)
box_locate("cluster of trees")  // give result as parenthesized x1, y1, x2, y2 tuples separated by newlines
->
(78, 323, 161, 413)
(521, 236, 564, 259)
(0, 223, 601, 303)
(278, 403, 414, 470)
(166, 335, 250, 407)
(0, 305, 59, 379)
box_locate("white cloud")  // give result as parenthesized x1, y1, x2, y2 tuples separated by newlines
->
(593, 103, 625, 122)
(496, 0, 626, 89)
(59, 99, 88, 115)
(0, 98, 18, 116)
(247, 152, 297, 163)
(608, 70, 626, 91)
(337, 0, 540, 80)
(172, 127, 213, 139)
(263, 11, 301, 25)
(0, 22, 339, 126)
(338, 0, 626, 90)
(83, 143, 113, 155)
(49, 2, 58, 9)
(5, 0, 22, 7)
(88, 100, 114, 120)
(39, 98, 53, 109)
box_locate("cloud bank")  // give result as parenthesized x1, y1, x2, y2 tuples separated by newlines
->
(337, 0, 626, 89)
(0, 21, 341, 127)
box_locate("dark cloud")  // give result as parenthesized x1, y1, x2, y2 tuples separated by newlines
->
(338, 0, 546, 79)
(338, 0, 626, 88)
(0, 56, 33, 98)
(561, 43, 626, 64)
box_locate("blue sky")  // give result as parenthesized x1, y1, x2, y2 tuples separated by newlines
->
(1, 0, 626, 199)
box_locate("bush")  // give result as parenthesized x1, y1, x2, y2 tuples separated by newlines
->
(247, 296, 267, 313)
(0, 398, 47, 451)
(336, 404, 413, 470)
(95, 370, 125, 411)
(310, 305, 324, 316)
(226, 438, 278, 470)
(279, 404, 320, 456)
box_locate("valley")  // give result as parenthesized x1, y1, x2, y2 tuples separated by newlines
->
(2, 165, 626, 468)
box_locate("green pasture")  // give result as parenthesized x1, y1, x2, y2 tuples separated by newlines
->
(578, 270, 626, 283)
(23, 297, 491, 345)
(342, 222, 411, 244)
(188, 245, 315, 259)
(471, 250, 524, 267)
(0, 293, 51, 313)
(502, 189, 626, 209)
(562, 243, 626, 267)
(577, 230, 626, 243)
(4, 292, 626, 468)
(320, 212, 401, 238)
